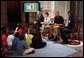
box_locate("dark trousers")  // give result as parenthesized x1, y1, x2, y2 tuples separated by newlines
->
(60, 27, 72, 42)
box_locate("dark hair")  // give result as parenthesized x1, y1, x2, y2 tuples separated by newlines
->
(68, 11, 73, 14)
(1, 26, 6, 32)
(1, 26, 8, 35)
(18, 25, 22, 29)
(15, 32, 19, 37)
(8, 30, 14, 34)
(1, 26, 6, 31)
(45, 12, 49, 16)
(19, 33, 24, 40)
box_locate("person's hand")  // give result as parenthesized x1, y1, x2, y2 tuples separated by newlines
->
(54, 25, 59, 28)
(54, 23, 57, 26)
(53, 23, 59, 28)
(56, 24, 63, 26)
(41, 22, 45, 25)
(34, 21, 37, 24)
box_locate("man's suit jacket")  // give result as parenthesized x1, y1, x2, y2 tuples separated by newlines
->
(37, 15, 44, 23)
(36, 15, 44, 27)
(67, 15, 75, 29)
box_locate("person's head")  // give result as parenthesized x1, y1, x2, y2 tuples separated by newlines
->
(8, 30, 14, 35)
(1, 26, 8, 35)
(68, 11, 73, 16)
(44, 12, 49, 18)
(18, 25, 22, 29)
(37, 11, 41, 16)
(55, 11, 60, 16)
(28, 28, 30, 34)
(1, 26, 6, 31)
(15, 32, 19, 37)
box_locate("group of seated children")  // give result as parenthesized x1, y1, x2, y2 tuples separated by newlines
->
(1, 24, 46, 56)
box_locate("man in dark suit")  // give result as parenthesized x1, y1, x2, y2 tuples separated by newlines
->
(36, 11, 44, 27)
(36, 11, 44, 23)
(60, 11, 75, 44)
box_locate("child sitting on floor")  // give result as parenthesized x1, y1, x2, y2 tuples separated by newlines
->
(12, 32, 35, 56)
(25, 28, 33, 46)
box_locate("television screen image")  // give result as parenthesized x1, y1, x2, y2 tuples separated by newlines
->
(24, 3, 39, 12)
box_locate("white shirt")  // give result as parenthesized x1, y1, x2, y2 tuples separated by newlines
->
(7, 34, 15, 46)
(25, 33, 27, 39)
(44, 17, 51, 23)
(42, 17, 51, 28)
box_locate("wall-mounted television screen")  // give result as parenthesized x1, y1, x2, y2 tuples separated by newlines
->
(24, 3, 40, 12)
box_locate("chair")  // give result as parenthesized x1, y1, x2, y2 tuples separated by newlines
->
(69, 20, 81, 45)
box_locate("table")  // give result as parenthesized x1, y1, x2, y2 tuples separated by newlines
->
(40, 22, 53, 36)
(41, 22, 61, 40)
(49, 23, 60, 40)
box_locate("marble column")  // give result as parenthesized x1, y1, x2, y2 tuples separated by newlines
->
(50, 1, 55, 18)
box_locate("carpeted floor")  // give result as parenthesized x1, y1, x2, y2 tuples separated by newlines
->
(10, 38, 77, 57)
(23, 44, 77, 57)
(67, 46, 83, 57)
